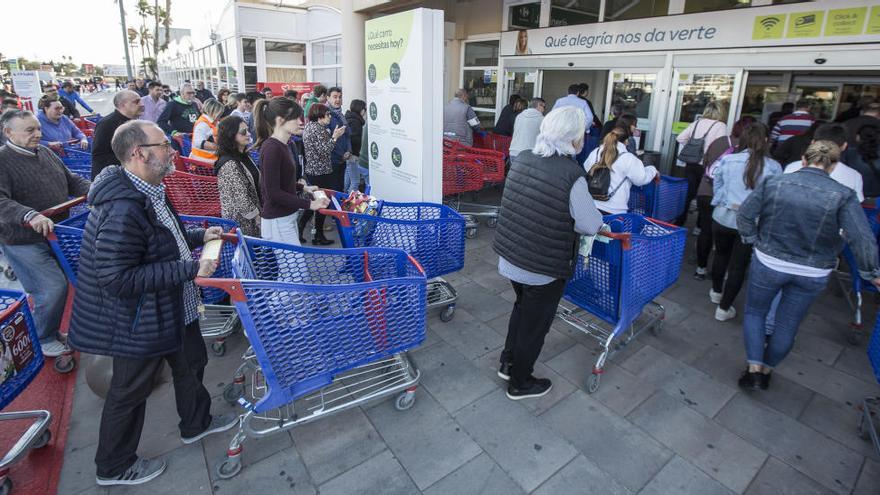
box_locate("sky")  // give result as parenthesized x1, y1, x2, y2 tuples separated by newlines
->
(0, 0, 213, 66)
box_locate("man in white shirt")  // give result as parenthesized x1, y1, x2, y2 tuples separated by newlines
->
(552, 84, 593, 131)
(509, 98, 545, 158)
(783, 123, 864, 201)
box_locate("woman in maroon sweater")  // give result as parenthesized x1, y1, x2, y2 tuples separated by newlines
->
(253, 97, 329, 245)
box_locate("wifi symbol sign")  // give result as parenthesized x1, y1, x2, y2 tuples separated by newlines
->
(760, 16, 781, 30)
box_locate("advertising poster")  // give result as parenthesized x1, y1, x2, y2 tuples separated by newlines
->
(365, 8, 444, 203)
(11, 71, 43, 113)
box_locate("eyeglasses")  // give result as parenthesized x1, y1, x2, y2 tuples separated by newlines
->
(140, 141, 172, 149)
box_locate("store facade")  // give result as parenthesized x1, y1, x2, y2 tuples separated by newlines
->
(158, 1, 342, 94)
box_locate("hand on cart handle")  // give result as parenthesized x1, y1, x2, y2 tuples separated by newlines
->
(204, 226, 224, 242)
(872, 278, 880, 290)
(310, 196, 330, 210)
(25, 196, 87, 236)
(653, 173, 661, 184)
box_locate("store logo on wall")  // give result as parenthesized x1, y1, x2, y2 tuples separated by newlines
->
(368, 64, 377, 83)
(370, 142, 379, 160)
(391, 147, 402, 168)
(369, 102, 378, 121)
(390, 104, 402, 125)
(390, 63, 401, 84)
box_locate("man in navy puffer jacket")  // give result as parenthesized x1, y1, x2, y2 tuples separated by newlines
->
(69, 121, 238, 487)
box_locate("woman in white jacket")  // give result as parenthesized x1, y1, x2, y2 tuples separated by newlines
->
(584, 126, 658, 214)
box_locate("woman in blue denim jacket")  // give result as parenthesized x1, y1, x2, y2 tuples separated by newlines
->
(736, 140, 880, 391)
(710, 123, 782, 322)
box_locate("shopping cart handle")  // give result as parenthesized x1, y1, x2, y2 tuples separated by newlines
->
(219, 232, 239, 243)
(35, 196, 87, 220)
(319, 208, 351, 227)
(597, 230, 632, 250)
(194, 277, 247, 302)
(645, 217, 679, 229)
(407, 255, 426, 276)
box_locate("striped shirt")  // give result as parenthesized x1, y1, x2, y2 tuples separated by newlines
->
(771, 111, 815, 144)
(124, 170, 201, 324)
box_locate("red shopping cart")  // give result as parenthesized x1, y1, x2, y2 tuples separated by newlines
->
(0, 289, 54, 494)
(163, 170, 221, 217)
(175, 155, 216, 176)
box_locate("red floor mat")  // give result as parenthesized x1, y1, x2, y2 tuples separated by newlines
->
(0, 361, 76, 495)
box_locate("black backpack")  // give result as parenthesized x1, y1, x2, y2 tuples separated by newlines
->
(587, 150, 630, 201)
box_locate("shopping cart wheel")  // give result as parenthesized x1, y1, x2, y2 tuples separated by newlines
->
(3, 266, 15, 281)
(54, 355, 76, 374)
(587, 373, 601, 394)
(466, 227, 477, 239)
(0, 477, 12, 495)
(650, 321, 664, 336)
(223, 383, 244, 405)
(32, 429, 52, 449)
(486, 217, 498, 228)
(217, 458, 242, 479)
(394, 392, 416, 411)
(211, 341, 227, 357)
(847, 327, 864, 346)
(439, 306, 455, 322)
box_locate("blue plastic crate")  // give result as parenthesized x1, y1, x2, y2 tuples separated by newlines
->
(870, 313, 880, 384)
(628, 176, 688, 223)
(0, 290, 45, 410)
(227, 234, 426, 412)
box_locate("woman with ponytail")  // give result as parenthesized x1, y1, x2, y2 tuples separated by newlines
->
(709, 122, 781, 322)
(253, 97, 330, 245)
(583, 125, 657, 214)
(736, 141, 880, 391)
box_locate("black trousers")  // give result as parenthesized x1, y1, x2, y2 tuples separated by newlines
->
(298, 172, 336, 238)
(331, 160, 346, 192)
(500, 278, 567, 386)
(711, 221, 753, 310)
(696, 195, 714, 269)
(675, 163, 704, 226)
(95, 321, 212, 478)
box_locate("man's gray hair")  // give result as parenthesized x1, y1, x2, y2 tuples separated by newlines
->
(455, 88, 469, 99)
(0, 109, 34, 133)
(530, 97, 545, 109)
(181, 83, 194, 93)
(111, 120, 154, 165)
(113, 90, 139, 109)
(532, 106, 586, 158)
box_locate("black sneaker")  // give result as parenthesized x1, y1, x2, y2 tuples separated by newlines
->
(737, 370, 762, 391)
(506, 377, 552, 400)
(497, 362, 512, 381)
(759, 372, 772, 390)
(181, 413, 239, 444)
(96, 457, 166, 486)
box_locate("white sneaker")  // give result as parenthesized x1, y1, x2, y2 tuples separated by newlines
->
(709, 289, 722, 305)
(41, 340, 69, 358)
(715, 306, 737, 322)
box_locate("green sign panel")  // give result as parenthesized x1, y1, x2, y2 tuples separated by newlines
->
(753, 14, 786, 40)
(868, 6, 880, 34)
(786, 11, 823, 38)
(825, 7, 867, 36)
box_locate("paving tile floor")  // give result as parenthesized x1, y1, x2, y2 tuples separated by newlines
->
(48, 218, 880, 495)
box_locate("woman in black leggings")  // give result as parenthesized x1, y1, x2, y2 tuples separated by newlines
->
(709, 123, 782, 321)
(298, 103, 346, 245)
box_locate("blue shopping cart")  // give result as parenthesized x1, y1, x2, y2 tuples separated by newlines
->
(54, 145, 91, 180)
(0, 289, 54, 494)
(198, 233, 426, 479)
(49, 208, 241, 356)
(557, 214, 687, 393)
(323, 191, 466, 322)
(859, 313, 880, 457)
(834, 206, 880, 345)
(628, 175, 689, 223)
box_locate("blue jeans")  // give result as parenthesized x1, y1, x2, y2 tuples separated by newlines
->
(743, 258, 828, 368)
(2, 242, 68, 343)
(344, 158, 360, 192)
(359, 165, 370, 191)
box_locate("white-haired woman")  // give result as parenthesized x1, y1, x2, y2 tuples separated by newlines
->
(189, 98, 226, 161)
(493, 106, 604, 401)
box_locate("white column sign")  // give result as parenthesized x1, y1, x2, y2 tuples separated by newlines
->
(11, 71, 43, 113)
(365, 8, 444, 203)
